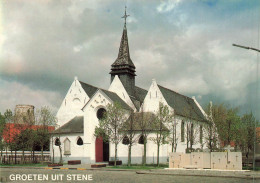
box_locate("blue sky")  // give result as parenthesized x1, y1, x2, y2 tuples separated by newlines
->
(0, 0, 259, 120)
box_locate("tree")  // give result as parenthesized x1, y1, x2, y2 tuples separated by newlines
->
(94, 102, 128, 166)
(241, 112, 256, 165)
(3, 109, 14, 164)
(138, 110, 155, 166)
(151, 103, 173, 167)
(182, 107, 200, 151)
(165, 113, 178, 152)
(122, 112, 139, 166)
(203, 102, 219, 151)
(35, 106, 57, 162)
(0, 112, 6, 163)
(14, 129, 35, 164)
(210, 103, 242, 148)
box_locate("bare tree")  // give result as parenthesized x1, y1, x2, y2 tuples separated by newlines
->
(203, 102, 218, 152)
(183, 108, 200, 152)
(138, 108, 155, 166)
(151, 102, 174, 166)
(165, 112, 178, 152)
(122, 111, 139, 166)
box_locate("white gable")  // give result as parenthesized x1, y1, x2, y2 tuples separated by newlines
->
(56, 77, 89, 127)
(108, 75, 136, 111)
(82, 89, 112, 144)
(82, 89, 112, 112)
(192, 96, 208, 119)
(141, 79, 170, 113)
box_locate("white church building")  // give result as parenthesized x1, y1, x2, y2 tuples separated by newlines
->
(51, 9, 209, 164)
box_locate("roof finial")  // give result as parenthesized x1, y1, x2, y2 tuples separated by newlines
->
(121, 6, 130, 28)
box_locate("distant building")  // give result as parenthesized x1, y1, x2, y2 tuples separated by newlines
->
(14, 104, 35, 124)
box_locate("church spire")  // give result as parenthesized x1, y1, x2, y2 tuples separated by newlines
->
(110, 7, 136, 96)
(112, 6, 135, 69)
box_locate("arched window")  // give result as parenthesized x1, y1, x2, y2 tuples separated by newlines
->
(138, 135, 144, 144)
(181, 121, 184, 142)
(55, 138, 60, 146)
(97, 108, 106, 120)
(122, 136, 130, 145)
(64, 138, 71, 155)
(77, 137, 83, 146)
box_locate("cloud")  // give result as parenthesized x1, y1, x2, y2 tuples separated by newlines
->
(0, 79, 62, 113)
(0, 0, 259, 120)
(157, 0, 182, 13)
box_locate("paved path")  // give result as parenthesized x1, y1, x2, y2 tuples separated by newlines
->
(137, 168, 260, 179)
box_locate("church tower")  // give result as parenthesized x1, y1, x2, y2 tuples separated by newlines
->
(110, 7, 136, 96)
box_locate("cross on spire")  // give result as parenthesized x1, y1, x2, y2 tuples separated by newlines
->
(121, 6, 130, 28)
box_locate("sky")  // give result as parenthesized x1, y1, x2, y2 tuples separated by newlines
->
(0, 0, 259, 121)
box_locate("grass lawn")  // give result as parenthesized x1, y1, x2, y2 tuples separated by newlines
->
(106, 164, 168, 170)
(243, 166, 260, 171)
(0, 163, 49, 167)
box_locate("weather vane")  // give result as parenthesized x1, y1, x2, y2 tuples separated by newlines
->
(121, 6, 130, 27)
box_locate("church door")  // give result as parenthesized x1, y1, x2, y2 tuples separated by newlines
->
(103, 141, 109, 162)
(95, 136, 103, 162)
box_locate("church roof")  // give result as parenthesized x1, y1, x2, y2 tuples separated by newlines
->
(129, 86, 148, 111)
(79, 81, 98, 98)
(52, 116, 83, 134)
(124, 112, 168, 131)
(79, 80, 132, 111)
(134, 86, 148, 103)
(157, 85, 207, 122)
(101, 89, 132, 111)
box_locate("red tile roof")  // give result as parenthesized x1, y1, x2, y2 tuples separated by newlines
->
(2, 123, 55, 143)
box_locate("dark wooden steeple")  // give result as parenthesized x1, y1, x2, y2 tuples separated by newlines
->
(110, 7, 136, 96)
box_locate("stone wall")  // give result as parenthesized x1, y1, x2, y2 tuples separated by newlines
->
(169, 151, 242, 170)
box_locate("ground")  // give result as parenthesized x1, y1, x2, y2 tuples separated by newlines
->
(0, 168, 256, 183)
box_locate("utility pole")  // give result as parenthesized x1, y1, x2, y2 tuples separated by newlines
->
(233, 43, 259, 171)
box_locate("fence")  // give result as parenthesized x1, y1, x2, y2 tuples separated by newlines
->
(0, 151, 51, 164)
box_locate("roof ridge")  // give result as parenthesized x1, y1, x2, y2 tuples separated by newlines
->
(79, 80, 113, 93)
(135, 85, 148, 92)
(157, 84, 192, 100)
(79, 80, 98, 89)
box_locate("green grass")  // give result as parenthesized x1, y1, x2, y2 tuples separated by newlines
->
(106, 164, 168, 170)
(243, 166, 260, 171)
(0, 163, 48, 167)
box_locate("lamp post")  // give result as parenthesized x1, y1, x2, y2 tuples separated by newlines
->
(233, 43, 259, 171)
(233, 44, 260, 52)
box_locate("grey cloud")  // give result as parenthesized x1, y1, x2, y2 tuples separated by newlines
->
(0, 0, 259, 121)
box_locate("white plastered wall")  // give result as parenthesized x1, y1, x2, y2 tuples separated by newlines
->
(141, 79, 169, 113)
(108, 75, 136, 111)
(110, 133, 169, 164)
(56, 77, 89, 127)
(140, 79, 206, 157)
(50, 133, 87, 163)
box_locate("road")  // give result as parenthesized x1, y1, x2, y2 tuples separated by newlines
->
(0, 168, 257, 183)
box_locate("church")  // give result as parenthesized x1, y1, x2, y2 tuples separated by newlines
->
(51, 9, 208, 164)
